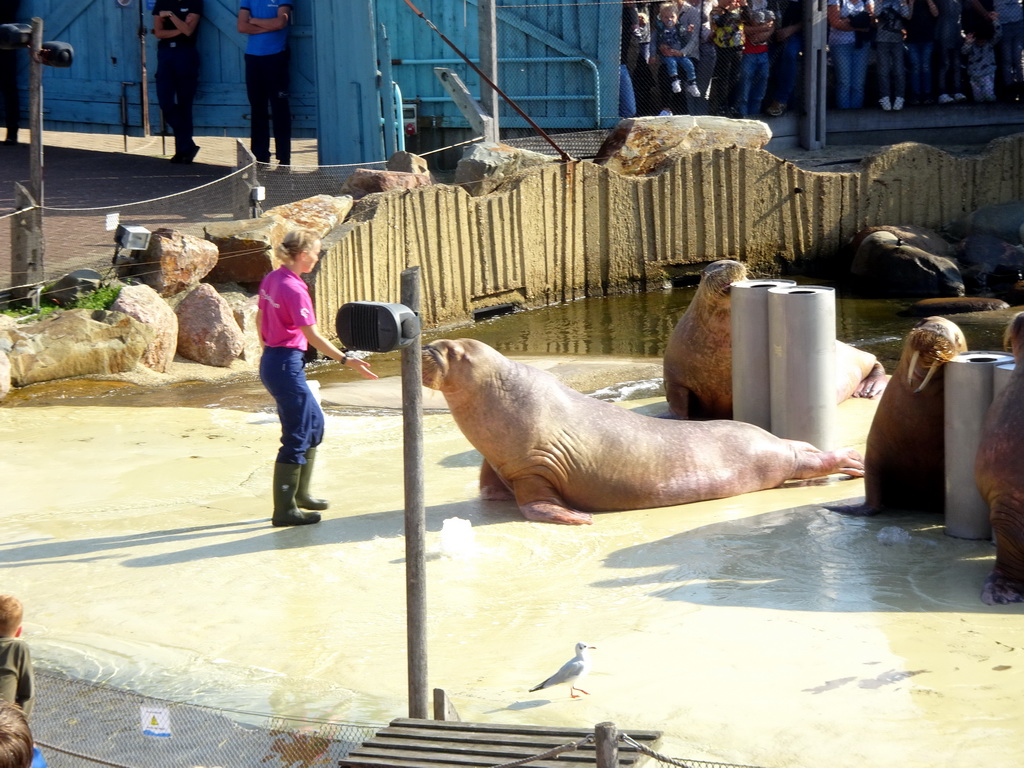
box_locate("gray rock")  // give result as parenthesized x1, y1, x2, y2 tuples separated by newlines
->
(454, 142, 556, 196)
(175, 284, 244, 368)
(110, 283, 179, 373)
(4, 309, 155, 386)
(948, 201, 1024, 245)
(42, 269, 103, 306)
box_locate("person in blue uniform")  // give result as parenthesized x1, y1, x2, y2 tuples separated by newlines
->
(237, 0, 291, 166)
(152, 0, 202, 164)
(257, 228, 377, 527)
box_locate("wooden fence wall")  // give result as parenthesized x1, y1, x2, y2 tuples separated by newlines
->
(312, 135, 1024, 332)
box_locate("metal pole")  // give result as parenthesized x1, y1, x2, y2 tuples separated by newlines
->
(138, 0, 150, 137)
(478, 0, 499, 138)
(28, 18, 42, 208)
(401, 266, 428, 719)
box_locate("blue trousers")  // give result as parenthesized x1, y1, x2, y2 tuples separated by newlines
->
(260, 347, 324, 464)
(244, 50, 291, 164)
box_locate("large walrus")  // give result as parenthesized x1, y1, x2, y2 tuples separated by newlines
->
(861, 316, 967, 514)
(423, 338, 865, 525)
(663, 259, 888, 419)
(975, 312, 1024, 604)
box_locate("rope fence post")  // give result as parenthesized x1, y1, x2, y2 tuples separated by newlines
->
(595, 722, 618, 768)
(11, 183, 42, 297)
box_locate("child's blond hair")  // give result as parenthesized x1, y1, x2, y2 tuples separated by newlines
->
(0, 595, 23, 638)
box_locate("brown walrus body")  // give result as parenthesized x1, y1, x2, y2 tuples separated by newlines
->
(663, 259, 888, 419)
(863, 316, 967, 514)
(975, 312, 1024, 604)
(423, 338, 865, 525)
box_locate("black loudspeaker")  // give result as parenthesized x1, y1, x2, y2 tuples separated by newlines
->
(336, 301, 420, 353)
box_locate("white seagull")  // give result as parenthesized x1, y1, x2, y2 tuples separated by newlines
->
(529, 641, 596, 698)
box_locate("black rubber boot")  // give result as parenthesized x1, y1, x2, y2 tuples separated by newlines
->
(295, 447, 330, 511)
(272, 463, 321, 527)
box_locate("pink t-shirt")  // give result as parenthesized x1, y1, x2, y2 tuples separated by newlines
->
(258, 267, 315, 349)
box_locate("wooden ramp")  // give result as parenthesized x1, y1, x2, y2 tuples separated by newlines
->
(340, 718, 663, 768)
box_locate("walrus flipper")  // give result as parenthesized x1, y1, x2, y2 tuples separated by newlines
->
(479, 460, 515, 500)
(982, 572, 1024, 605)
(852, 363, 888, 399)
(520, 500, 594, 526)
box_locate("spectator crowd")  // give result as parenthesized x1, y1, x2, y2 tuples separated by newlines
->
(620, 0, 1024, 118)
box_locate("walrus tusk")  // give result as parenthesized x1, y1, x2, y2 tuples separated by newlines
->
(914, 362, 939, 393)
(907, 350, 920, 387)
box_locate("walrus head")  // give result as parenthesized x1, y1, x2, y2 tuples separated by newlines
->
(422, 338, 495, 391)
(903, 316, 967, 392)
(698, 259, 748, 299)
(1003, 311, 1024, 363)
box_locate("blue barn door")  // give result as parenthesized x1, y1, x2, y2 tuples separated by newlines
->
(20, 0, 317, 139)
(376, 0, 620, 132)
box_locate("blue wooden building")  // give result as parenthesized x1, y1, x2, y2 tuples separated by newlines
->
(10, 0, 619, 165)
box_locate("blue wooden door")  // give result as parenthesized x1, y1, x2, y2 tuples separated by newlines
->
(376, 0, 620, 131)
(20, 0, 317, 138)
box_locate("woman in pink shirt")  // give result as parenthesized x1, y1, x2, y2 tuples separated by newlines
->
(257, 228, 377, 526)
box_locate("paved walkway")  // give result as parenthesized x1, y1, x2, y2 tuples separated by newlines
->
(0, 130, 318, 213)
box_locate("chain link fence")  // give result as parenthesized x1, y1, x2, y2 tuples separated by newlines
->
(31, 669, 382, 768)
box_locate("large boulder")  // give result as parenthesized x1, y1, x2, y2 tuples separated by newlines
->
(948, 201, 1024, 245)
(957, 233, 1024, 291)
(851, 230, 964, 297)
(593, 115, 772, 176)
(386, 151, 430, 175)
(262, 194, 355, 235)
(42, 269, 103, 306)
(339, 169, 432, 200)
(0, 348, 9, 401)
(2, 309, 154, 386)
(454, 142, 557, 196)
(121, 228, 220, 297)
(109, 283, 179, 373)
(204, 216, 291, 286)
(219, 286, 261, 363)
(175, 284, 244, 368)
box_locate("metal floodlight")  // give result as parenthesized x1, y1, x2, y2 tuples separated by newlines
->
(249, 185, 266, 202)
(0, 23, 31, 49)
(336, 301, 420, 353)
(114, 224, 151, 251)
(38, 40, 73, 68)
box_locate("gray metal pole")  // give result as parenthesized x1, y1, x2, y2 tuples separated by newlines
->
(800, 0, 827, 149)
(478, 0, 499, 138)
(28, 18, 43, 208)
(401, 266, 428, 719)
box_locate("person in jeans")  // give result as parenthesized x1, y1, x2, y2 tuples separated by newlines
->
(737, 6, 776, 115)
(237, 0, 292, 166)
(991, 0, 1023, 99)
(656, 2, 701, 96)
(828, 0, 875, 108)
(710, 0, 747, 116)
(875, 0, 912, 109)
(766, 0, 804, 116)
(906, 0, 939, 103)
(935, 0, 968, 102)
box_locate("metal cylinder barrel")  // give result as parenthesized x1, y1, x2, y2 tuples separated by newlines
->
(944, 351, 1014, 540)
(768, 285, 837, 450)
(731, 278, 797, 431)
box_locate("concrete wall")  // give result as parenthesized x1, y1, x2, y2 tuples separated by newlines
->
(313, 135, 1024, 332)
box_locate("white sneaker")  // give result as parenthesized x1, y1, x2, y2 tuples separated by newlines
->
(892, 96, 905, 110)
(670, 78, 682, 94)
(685, 81, 700, 97)
(937, 93, 954, 104)
(879, 96, 892, 111)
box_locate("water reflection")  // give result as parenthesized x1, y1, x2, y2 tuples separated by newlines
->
(5, 281, 1017, 408)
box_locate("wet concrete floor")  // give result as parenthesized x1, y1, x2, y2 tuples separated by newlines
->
(2, 290, 1023, 768)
